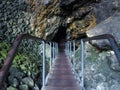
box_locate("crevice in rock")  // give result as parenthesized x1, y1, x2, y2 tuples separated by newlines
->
(52, 26, 67, 43)
(60, 0, 88, 10)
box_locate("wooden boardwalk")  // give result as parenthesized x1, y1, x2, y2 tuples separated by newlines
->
(44, 42, 82, 90)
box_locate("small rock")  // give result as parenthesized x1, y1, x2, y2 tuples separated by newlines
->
(93, 73, 106, 83)
(107, 51, 120, 72)
(87, 13, 120, 50)
(110, 83, 120, 90)
(7, 86, 18, 90)
(12, 78, 19, 87)
(32, 84, 39, 90)
(8, 75, 14, 84)
(22, 77, 34, 87)
(19, 84, 29, 90)
(96, 82, 108, 90)
(8, 76, 19, 87)
(9, 67, 26, 80)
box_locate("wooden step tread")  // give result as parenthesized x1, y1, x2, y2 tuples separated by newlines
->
(44, 42, 82, 90)
(44, 86, 82, 90)
(47, 79, 79, 86)
(50, 71, 74, 75)
(48, 74, 76, 79)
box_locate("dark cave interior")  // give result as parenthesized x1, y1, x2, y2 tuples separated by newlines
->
(52, 26, 67, 43)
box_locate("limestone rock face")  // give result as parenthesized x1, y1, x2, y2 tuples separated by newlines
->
(59, 0, 97, 40)
(87, 13, 120, 49)
(1, 0, 120, 42)
(75, 43, 120, 90)
(93, 0, 120, 23)
(27, 0, 98, 40)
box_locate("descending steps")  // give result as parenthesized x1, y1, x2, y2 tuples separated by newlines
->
(43, 42, 82, 90)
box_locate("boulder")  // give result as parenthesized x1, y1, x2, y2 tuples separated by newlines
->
(107, 51, 120, 72)
(19, 84, 29, 90)
(32, 84, 39, 90)
(110, 83, 120, 90)
(22, 77, 34, 88)
(93, 0, 120, 23)
(86, 13, 120, 49)
(96, 82, 108, 90)
(7, 86, 18, 90)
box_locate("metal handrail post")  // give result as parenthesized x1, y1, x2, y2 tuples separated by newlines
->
(70, 41, 72, 62)
(73, 40, 76, 67)
(55, 43, 57, 58)
(42, 41, 46, 87)
(52, 42, 54, 61)
(50, 42, 52, 70)
(57, 43, 58, 55)
(65, 43, 67, 54)
(68, 42, 70, 59)
(56, 43, 58, 56)
(66, 43, 68, 55)
(54, 43, 55, 59)
(67, 42, 69, 58)
(53, 42, 55, 61)
(81, 39, 84, 87)
(68, 42, 69, 56)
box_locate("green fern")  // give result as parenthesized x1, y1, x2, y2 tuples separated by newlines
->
(0, 42, 42, 73)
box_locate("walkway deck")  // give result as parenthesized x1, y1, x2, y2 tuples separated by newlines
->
(44, 42, 82, 90)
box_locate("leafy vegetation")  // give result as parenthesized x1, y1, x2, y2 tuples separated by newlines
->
(0, 42, 10, 68)
(0, 42, 42, 74)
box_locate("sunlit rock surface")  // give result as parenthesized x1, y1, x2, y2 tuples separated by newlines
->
(1, 0, 120, 41)
(28, 0, 97, 40)
(87, 13, 120, 49)
(93, 0, 120, 23)
(75, 42, 120, 90)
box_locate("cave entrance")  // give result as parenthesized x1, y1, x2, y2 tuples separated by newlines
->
(52, 26, 67, 43)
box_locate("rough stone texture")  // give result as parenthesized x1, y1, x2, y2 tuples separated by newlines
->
(93, 0, 120, 23)
(0, 0, 120, 41)
(107, 51, 120, 72)
(110, 83, 120, 90)
(59, 0, 97, 40)
(4, 67, 41, 90)
(32, 84, 39, 90)
(75, 43, 120, 90)
(19, 84, 29, 90)
(96, 82, 108, 90)
(7, 86, 18, 90)
(22, 77, 34, 87)
(30, 0, 97, 40)
(0, 0, 34, 43)
(87, 13, 120, 49)
(0, 0, 103, 41)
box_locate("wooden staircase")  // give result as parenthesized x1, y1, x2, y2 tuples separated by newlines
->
(43, 42, 82, 90)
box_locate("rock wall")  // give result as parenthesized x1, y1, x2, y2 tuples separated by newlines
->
(20, 0, 98, 41)
(0, 0, 34, 43)
(87, 13, 120, 49)
(45, 0, 97, 40)
(1, 0, 120, 42)
(0, 0, 50, 89)
(75, 42, 120, 90)
(93, 0, 120, 23)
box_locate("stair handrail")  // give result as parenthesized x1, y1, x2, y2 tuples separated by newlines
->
(0, 34, 58, 88)
(82, 34, 120, 63)
(66, 34, 120, 64)
(80, 34, 120, 87)
(65, 34, 120, 88)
